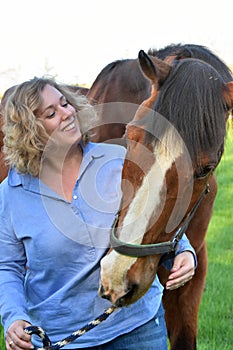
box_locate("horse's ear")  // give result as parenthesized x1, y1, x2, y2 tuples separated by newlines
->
(224, 81, 233, 109)
(138, 50, 172, 87)
(131, 51, 172, 122)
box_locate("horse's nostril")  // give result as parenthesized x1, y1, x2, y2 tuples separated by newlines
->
(115, 283, 138, 307)
(127, 282, 138, 295)
(102, 293, 111, 301)
(99, 282, 139, 306)
(98, 284, 105, 297)
(99, 285, 112, 301)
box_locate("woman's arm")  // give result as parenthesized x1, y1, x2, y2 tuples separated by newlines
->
(0, 209, 30, 337)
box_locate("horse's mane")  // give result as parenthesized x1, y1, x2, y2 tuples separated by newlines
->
(92, 59, 131, 84)
(89, 59, 150, 99)
(151, 58, 227, 164)
(99, 59, 129, 73)
(148, 43, 233, 83)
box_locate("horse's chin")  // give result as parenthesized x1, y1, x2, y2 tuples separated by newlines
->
(99, 282, 149, 307)
(115, 283, 153, 307)
(99, 288, 141, 307)
(99, 255, 160, 306)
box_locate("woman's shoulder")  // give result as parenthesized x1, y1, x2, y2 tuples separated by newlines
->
(0, 168, 37, 192)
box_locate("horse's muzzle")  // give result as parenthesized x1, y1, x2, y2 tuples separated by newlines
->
(98, 282, 139, 307)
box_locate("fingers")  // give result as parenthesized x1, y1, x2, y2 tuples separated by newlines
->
(166, 275, 193, 290)
(171, 251, 195, 271)
(165, 251, 195, 290)
(6, 335, 34, 350)
(8, 339, 14, 349)
(169, 263, 195, 281)
(6, 320, 33, 350)
(6, 336, 33, 350)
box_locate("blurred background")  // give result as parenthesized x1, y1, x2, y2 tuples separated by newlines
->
(1, 0, 232, 97)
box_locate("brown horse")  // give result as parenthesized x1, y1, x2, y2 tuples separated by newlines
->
(87, 43, 233, 349)
(87, 43, 232, 143)
(98, 51, 233, 350)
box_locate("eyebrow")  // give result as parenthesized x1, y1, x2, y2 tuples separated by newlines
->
(41, 95, 65, 115)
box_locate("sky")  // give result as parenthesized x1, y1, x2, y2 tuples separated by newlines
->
(0, 0, 233, 95)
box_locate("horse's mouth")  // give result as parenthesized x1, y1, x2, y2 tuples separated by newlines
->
(99, 282, 139, 307)
(115, 283, 140, 307)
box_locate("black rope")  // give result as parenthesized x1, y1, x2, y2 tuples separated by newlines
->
(24, 305, 118, 350)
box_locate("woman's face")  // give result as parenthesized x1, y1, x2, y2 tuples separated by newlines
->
(38, 84, 82, 146)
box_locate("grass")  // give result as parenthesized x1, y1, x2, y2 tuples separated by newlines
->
(0, 123, 232, 350)
(0, 324, 4, 350)
(197, 121, 233, 349)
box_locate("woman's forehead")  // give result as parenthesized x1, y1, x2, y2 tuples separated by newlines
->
(41, 84, 63, 105)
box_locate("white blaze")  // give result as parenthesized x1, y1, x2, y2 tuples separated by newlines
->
(100, 131, 184, 297)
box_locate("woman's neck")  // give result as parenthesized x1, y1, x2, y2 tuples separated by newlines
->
(40, 143, 83, 201)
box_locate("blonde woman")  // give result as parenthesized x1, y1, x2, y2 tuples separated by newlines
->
(0, 77, 196, 350)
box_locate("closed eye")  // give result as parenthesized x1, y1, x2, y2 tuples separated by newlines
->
(47, 111, 55, 119)
(62, 102, 69, 108)
(46, 100, 69, 119)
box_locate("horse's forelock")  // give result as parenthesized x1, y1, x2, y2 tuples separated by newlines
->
(149, 43, 232, 83)
(153, 59, 227, 163)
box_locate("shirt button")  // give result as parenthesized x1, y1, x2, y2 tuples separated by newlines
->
(73, 195, 78, 200)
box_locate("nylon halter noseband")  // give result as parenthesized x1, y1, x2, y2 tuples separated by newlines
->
(110, 184, 210, 258)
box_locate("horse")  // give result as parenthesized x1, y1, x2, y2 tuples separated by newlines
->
(98, 51, 233, 350)
(87, 43, 232, 143)
(87, 43, 233, 349)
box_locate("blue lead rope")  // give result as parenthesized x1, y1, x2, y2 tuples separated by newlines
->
(24, 305, 118, 350)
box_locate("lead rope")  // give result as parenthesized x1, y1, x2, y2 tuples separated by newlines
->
(24, 305, 118, 350)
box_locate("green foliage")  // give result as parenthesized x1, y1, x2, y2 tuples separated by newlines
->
(197, 122, 233, 349)
(0, 324, 5, 350)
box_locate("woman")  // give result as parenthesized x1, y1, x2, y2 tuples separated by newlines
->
(0, 77, 196, 350)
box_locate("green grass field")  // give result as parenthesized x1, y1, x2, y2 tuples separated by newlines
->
(197, 121, 233, 349)
(0, 124, 232, 349)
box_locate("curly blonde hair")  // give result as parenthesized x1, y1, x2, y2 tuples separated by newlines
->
(3, 77, 97, 176)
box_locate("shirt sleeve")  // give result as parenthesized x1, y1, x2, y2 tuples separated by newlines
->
(0, 206, 30, 335)
(161, 233, 197, 271)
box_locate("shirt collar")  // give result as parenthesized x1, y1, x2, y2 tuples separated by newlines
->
(8, 142, 105, 192)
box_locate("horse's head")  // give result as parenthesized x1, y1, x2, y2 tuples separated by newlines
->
(99, 51, 233, 306)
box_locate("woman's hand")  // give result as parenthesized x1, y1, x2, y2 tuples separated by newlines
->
(166, 251, 195, 290)
(6, 320, 33, 350)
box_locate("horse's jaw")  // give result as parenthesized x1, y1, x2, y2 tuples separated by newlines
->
(99, 251, 160, 306)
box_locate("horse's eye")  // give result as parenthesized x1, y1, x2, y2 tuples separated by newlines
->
(195, 165, 214, 179)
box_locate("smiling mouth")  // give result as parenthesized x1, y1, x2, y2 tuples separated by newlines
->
(63, 122, 76, 132)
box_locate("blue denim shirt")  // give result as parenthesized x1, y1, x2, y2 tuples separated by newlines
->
(0, 142, 196, 348)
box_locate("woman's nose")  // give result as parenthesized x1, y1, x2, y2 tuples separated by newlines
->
(60, 106, 73, 120)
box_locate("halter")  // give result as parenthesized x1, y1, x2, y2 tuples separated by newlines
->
(110, 184, 210, 258)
